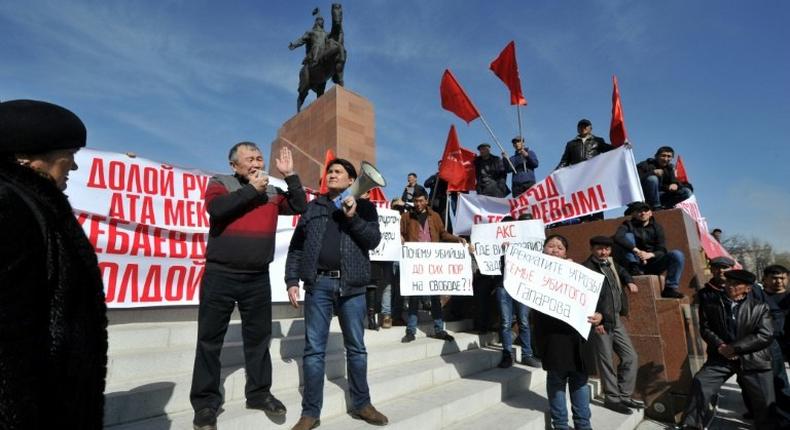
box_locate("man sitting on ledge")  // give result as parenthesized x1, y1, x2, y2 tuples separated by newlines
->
(636, 146, 692, 211)
(613, 202, 686, 299)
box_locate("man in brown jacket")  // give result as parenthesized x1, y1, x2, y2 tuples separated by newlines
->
(400, 189, 467, 343)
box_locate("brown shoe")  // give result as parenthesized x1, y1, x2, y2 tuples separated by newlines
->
(351, 404, 388, 426)
(291, 416, 320, 430)
(381, 315, 392, 329)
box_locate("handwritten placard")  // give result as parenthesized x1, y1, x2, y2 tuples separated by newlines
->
(370, 208, 401, 261)
(470, 220, 544, 275)
(399, 242, 473, 296)
(503, 245, 604, 339)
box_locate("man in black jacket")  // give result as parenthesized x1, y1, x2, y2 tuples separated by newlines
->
(680, 270, 776, 429)
(584, 236, 643, 415)
(401, 172, 427, 204)
(555, 119, 613, 169)
(636, 146, 692, 210)
(286, 159, 388, 430)
(613, 202, 686, 299)
(474, 143, 509, 197)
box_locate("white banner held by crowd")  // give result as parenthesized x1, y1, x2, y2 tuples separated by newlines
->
(470, 220, 545, 275)
(399, 242, 473, 296)
(503, 245, 604, 339)
(455, 145, 643, 235)
(370, 208, 401, 261)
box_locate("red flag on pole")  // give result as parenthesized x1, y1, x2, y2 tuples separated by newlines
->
(318, 148, 336, 194)
(438, 125, 477, 192)
(440, 69, 481, 124)
(675, 155, 690, 184)
(609, 75, 629, 147)
(489, 41, 527, 106)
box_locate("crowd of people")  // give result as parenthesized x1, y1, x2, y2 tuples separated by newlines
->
(2, 99, 787, 430)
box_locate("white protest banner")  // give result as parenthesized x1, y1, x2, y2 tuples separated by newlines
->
(454, 145, 643, 235)
(69, 148, 296, 307)
(370, 208, 401, 261)
(399, 242, 473, 296)
(503, 245, 604, 339)
(471, 220, 545, 275)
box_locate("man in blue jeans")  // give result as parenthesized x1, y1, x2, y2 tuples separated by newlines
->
(285, 159, 388, 430)
(636, 146, 693, 210)
(613, 202, 686, 299)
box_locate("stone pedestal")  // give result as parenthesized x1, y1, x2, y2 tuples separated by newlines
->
(547, 208, 709, 422)
(269, 86, 376, 189)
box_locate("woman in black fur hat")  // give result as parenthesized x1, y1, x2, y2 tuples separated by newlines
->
(0, 99, 107, 429)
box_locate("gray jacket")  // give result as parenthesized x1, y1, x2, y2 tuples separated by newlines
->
(285, 196, 381, 296)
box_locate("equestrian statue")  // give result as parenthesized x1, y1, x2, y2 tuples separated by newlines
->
(289, 4, 346, 112)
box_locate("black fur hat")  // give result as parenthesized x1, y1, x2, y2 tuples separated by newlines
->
(0, 99, 86, 154)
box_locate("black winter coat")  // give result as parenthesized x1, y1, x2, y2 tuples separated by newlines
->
(556, 135, 613, 169)
(698, 287, 773, 371)
(614, 218, 668, 261)
(285, 196, 381, 296)
(0, 161, 107, 429)
(533, 311, 597, 375)
(636, 158, 692, 191)
(474, 155, 508, 197)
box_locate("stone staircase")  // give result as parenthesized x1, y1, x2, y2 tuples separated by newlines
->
(104, 315, 644, 429)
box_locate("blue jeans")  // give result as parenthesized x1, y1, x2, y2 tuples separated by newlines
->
(406, 295, 443, 335)
(642, 175, 693, 209)
(496, 287, 533, 357)
(301, 276, 370, 418)
(546, 370, 591, 430)
(621, 232, 685, 289)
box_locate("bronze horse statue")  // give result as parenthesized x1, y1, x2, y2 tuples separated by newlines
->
(289, 4, 346, 112)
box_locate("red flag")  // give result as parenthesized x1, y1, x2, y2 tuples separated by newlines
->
(440, 69, 480, 124)
(489, 41, 527, 106)
(367, 187, 388, 203)
(675, 155, 689, 184)
(438, 125, 477, 192)
(318, 149, 336, 194)
(609, 75, 628, 147)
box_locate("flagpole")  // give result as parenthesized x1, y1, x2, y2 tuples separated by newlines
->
(516, 105, 523, 139)
(478, 114, 517, 172)
(444, 190, 450, 229)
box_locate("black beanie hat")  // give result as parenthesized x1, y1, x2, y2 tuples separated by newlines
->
(0, 99, 86, 154)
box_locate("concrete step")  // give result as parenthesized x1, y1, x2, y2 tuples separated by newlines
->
(107, 318, 474, 385)
(447, 387, 644, 430)
(109, 316, 462, 354)
(105, 328, 496, 426)
(106, 345, 506, 429)
(316, 364, 546, 430)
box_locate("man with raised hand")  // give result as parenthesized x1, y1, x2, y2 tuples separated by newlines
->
(190, 143, 306, 430)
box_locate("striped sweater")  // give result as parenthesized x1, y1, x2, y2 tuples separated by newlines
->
(204, 174, 306, 273)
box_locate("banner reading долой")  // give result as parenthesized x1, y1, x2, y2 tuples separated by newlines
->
(454, 145, 643, 235)
(470, 220, 544, 275)
(503, 245, 604, 339)
(399, 242, 473, 296)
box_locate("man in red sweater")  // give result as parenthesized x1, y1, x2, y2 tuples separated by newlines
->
(190, 142, 306, 430)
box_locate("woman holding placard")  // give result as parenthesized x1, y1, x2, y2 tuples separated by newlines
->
(533, 235, 602, 430)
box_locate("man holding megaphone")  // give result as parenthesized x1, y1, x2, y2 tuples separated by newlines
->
(285, 158, 389, 430)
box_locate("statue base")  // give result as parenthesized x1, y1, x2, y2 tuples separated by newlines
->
(270, 86, 376, 190)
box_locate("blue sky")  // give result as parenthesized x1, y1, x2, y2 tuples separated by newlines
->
(2, 1, 788, 250)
